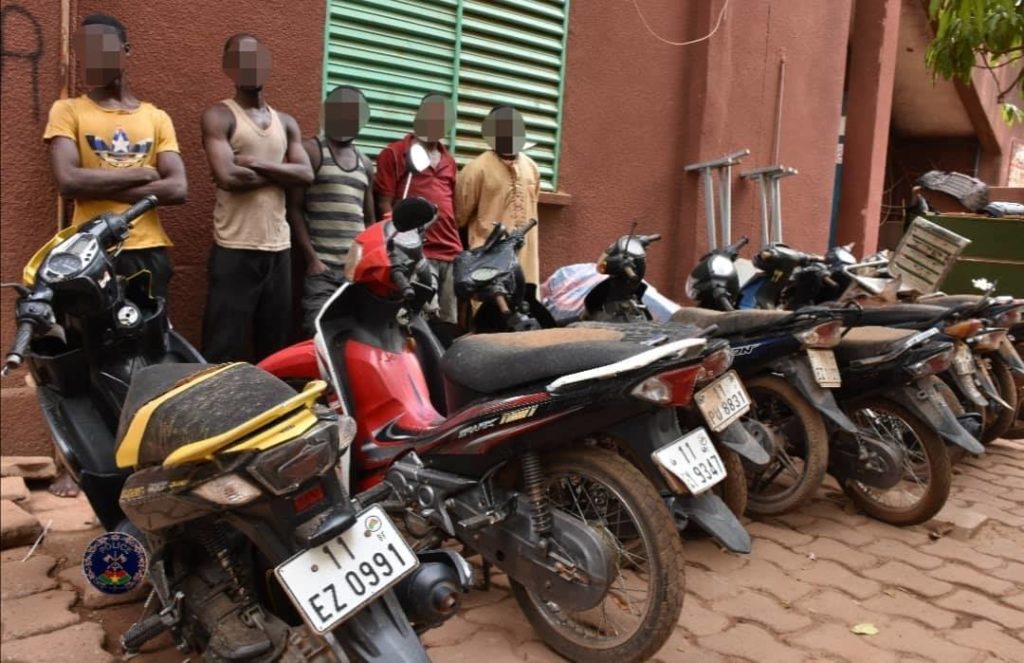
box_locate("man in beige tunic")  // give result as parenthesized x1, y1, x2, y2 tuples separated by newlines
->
(456, 106, 542, 285)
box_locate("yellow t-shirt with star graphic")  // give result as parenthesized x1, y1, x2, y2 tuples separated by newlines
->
(43, 95, 180, 249)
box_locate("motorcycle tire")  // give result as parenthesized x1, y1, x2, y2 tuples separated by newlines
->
(509, 447, 684, 663)
(743, 375, 829, 516)
(980, 355, 1019, 444)
(841, 398, 952, 527)
(713, 444, 748, 517)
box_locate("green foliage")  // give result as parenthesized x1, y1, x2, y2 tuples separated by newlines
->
(926, 0, 1024, 123)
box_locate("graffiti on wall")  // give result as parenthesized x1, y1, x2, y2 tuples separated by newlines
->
(0, 3, 44, 120)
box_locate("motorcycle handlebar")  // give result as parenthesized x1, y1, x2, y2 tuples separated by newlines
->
(513, 218, 539, 241)
(2, 320, 35, 376)
(120, 195, 159, 226)
(391, 268, 415, 302)
(624, 265, 638, 281)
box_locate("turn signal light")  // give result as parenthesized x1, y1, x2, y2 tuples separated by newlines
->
(192, 474, 262, 505)
(631, 365, 703, 407)
(697, 347, 734, 384)
(970, 330, 1008, 353)
(907, 348, 955, 378)
(794, 320, 844, 348)
(944, 319, 984, 339)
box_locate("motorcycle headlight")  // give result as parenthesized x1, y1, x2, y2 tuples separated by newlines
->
(471, 267, 501, 284)
(247, 417, 348, 495)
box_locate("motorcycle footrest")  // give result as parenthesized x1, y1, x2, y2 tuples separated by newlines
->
(121, 613, 168, 656)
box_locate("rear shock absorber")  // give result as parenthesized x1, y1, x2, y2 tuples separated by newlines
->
(522, 451, 552, 537)
(194, 524, 254, 608)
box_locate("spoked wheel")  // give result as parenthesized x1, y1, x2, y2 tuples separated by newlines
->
(510, 448, 684, 663)
(743, 375, 829, 516)
(841, 398, 951, 526)
(979, 355, 1019, 444)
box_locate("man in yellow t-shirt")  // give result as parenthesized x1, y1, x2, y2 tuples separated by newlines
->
(43, 13, 187, 303)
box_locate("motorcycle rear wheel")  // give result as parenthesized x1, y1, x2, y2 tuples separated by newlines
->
(841, 398, 952, 526)
(713, 444, 748, 517)
(980, 355, 1019, 444)
(510, 447, 684, 663)
(743, 375, 829, 516)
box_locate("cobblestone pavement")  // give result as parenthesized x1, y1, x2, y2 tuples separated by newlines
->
(2, 438, 1022, 662)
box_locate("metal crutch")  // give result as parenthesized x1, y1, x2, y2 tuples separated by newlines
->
(684, 149, 750, 250)
(739, 165, 798, 245)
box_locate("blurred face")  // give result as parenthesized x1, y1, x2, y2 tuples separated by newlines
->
(413, 96, 453, 143)
(482, 107, 526, 157)
(324, 87, 369, 142)
(75, 25, 125, 88)
(223, 36, 271, 90)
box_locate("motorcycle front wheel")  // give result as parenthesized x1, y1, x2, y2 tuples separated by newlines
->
(510, 447, 684, 663)
(841, 398, 952, 526)
(979, 355, 1019, 444)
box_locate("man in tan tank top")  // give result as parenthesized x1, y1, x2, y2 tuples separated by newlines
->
(200, 33, 313, 362)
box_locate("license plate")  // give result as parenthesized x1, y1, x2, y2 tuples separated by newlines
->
(652, 427, 727, 495)
(807, 349, 842, 388)
(694, 371, 751, 432)
(275, 506, 417, 634)
(954, 344, 975, 375)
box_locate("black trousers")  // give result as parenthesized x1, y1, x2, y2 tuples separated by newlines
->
(202, 245, 291, 363)
(114, 247, 173, 302)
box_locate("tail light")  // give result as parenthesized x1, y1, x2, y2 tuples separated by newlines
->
(994, 306, 1022, 328)
(907, 347, 955, 378)
(970, 330, 1008, 353)
(631, 365, 703, 407)
(192, 474, 262, 505)
(696, 347, 734, 385)
(794, 320, 844, 348)
(945, 319, 983, 339)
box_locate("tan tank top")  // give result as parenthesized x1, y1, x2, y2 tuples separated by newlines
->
(212, 99, 289, 251)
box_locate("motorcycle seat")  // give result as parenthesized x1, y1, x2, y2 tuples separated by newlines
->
(915, 294, 983, 308)
(834, 326, 916, 363)
(441, 327, 652, 394)
(669, 307, 792, 337)
(114, 363, 300, 468)
(849, 304, 948, 328)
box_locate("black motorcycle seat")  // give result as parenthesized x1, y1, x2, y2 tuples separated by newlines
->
(835, 326, 916, 363)
(851, 304, 948, 328)
(115, 363, 298, 467)
(670, 307, 792, 336)
(442, 327, 651, 394)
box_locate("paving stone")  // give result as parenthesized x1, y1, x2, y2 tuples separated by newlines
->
(797, 589, 877, 627)
(968, 502, 1024, 528)
(31, 500, 98, 534)
(794, 559, 883, 600)
(22, 490, 91, 515)
(786, 622, 898, 663)
(799, 499, 870, 526)
(513, 639, 571, 662)
(421, 615, 480, 648)
(765, 511, 819, 529)
(867, 619, 979, 663)
(0, 477, 29, 502)
(928, 562, 1016, 597)
(864, 561, 955, 598)
(0, 590, 79, 640)
(751, 538, 810, 572)
(0, 500, 41, 549)
(973, 535, 1024, 561)
(992, 562, 1024, 585)
(850, 519, 932, 547)
(1004, 593, 1024, 610)
(683, 538, 748, 574)
(745, 521, 814, 549)
(427, 628, 522, 663)
(860, 589, 959, 630)
(806, 518, 878, 547)
(944, 620, 1024, 662)
(950, 487, 1019, 511)
(917, 537, 1004, 570)
(714, 591, 813, 633)
(678, 596, 731, 637)
(700, 623, 808, 663)
(0, 457, 56, 480)
(0, 622, 112, 663)
(684, 566, 742, 602)
(56, 567, 149, 609)
(0, 554, 58, 599)
(462, 598, 535, 645)
(795, 537, 879, 571)
(928, 503, 990, 539)
(861, 538, 943, 570)
(654, 629, 726, 663)
(935, 589, 1024, 629)
(723, 558, 815, 603)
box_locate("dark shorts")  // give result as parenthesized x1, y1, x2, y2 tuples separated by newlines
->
(302, 268, 346, 335)
(428, 258, 457, 325)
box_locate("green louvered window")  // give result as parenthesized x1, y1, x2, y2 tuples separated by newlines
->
(322, 0, 571, 190)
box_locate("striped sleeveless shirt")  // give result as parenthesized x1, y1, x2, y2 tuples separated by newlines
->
(303, 138, 369, 269)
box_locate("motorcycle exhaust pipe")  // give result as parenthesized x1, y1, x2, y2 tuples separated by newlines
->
(395, 550, 473, 629)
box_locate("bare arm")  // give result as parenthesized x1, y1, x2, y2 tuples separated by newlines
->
(108, 151, 188, 205)
(49, 137, 159, 199)
(241, 113, 314, 186)
(360, 151, 376, 223)
(201, 104, 271, 192)
(288, 139, 327, 274)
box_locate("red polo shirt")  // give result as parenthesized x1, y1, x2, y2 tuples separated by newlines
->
(374, 134, 463, 261)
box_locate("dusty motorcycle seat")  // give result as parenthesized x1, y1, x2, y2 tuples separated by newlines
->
(850, 304, 948, 327)
(442, 327, 650, 394)
(115, 363, 299, 468)
(670, 307, 792, 336)
(834, 326, 916, 363)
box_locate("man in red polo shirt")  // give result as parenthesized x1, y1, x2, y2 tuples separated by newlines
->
(374, 93, 462, 329)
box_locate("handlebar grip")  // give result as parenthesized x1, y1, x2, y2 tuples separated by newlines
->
(517, 219, 539, 237)
(734, 237, 750, 250)
(624, 265, 638, 281)
(120, 195, 159, 226)
(391, 269, 415, 302)
(3, 320, 35, 374)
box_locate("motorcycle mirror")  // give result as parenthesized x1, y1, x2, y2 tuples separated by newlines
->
(392, 197, 437, 232)
(406, 142, 431, 175)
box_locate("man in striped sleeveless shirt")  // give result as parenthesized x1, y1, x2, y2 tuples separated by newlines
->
(288, 85, 375, 334)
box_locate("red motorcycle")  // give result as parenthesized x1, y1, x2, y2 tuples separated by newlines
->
(260, 198, 744, 662)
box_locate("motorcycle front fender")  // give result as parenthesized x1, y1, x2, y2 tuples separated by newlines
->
(889, 377, 985, 455)
(719, 419, 771, 467)
(974, 359, 1012, 410)
(772, 355, 858, 434)
(997, 337, 1024, 375)
(949, 367, 989, 409)
(669, 492, 752, 554)
(330, 590, 430, 663)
